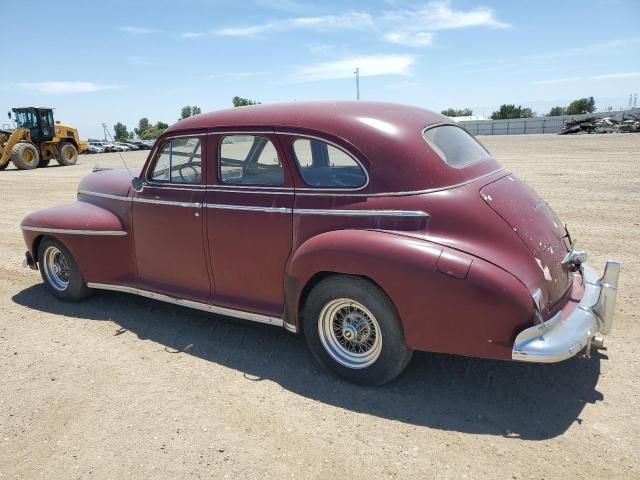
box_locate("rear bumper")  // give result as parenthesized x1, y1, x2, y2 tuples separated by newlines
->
(512, 260, 620, 363)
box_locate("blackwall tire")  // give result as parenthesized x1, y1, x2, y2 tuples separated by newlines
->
(57, 142, 78, 166)
(10, 142, 40, 170)
(38, 237, 92, 301)
(303, 275, 413, 386)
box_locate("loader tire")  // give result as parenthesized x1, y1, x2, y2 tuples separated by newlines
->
(57, 142, 78, 166)
(10, 143, 40, 170)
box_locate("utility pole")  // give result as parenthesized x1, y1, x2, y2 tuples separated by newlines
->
(354, 67, 360, 100)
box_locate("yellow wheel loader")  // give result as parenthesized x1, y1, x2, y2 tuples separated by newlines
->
(0, 107, 87, 170)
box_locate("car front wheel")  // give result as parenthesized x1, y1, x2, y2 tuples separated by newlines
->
(38, 237, 91, 301)
(303, 275, 413, 386)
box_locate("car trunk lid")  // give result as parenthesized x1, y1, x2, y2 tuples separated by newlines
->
(479, 174, 572, 309)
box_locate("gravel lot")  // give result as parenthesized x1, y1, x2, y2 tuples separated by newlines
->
(1, 134, 639, 479)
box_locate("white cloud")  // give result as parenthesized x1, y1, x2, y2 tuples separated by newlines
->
(592, 71, 640, 80)
(183, 12, 372, 38)
(294, 54, 416, 82)
(118, 25, 157, 35)
(305, 43, 335, 54)
(534, 71, 640, 85)
(383, 1, 509, 30)
(384, 31, 434, 47)
(17, 82, 124, 94)
(534, 76, 583, 85)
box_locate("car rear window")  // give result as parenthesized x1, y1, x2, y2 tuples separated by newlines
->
(422, 125, 491, 168)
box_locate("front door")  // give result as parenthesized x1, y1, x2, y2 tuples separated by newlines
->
(133, 135, 211, 303)
(204, 132, 294, 318)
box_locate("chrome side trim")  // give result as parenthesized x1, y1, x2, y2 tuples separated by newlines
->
(294, 209, 429, 217)
(207, 188, 294, 195)
(86, 283, 284, 327)
(206, 203, 291, 214)
(284, 321, 299, 333)
(21, 226, 127, 236)
(132, 197, 202, 208)
(78, 190, 131, 201)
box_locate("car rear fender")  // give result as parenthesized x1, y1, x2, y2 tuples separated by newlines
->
(284, 229, 535, 359)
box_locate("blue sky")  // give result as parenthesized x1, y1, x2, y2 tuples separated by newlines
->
(1, 0, 639, 138)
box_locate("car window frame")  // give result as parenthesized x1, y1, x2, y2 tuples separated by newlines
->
(421, 122, 492, 170)
(217, 133, 287, 187)
(283, 133, 370, 191)
(145, 135, 205, 186)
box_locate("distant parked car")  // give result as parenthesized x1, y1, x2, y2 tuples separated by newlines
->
(19, 101, 620, 385)
(130, 141, 151, 150)
(103, 143, 128, 152)
(84, 144, 104, 154)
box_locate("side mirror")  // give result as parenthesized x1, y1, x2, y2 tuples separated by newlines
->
(131, 177, 144, 192)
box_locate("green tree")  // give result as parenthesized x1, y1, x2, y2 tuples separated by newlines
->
(441, 108, 473, 117)
(139, 121, 169, 140)
(232, 96, 260, 107)
(113, 122, 129, 142)
(180, 105, 202, 119)
(548, 106, 567, 116)
(566, 97, 596, 115)
(134, 117, 151, 137)
(181, 106, 192, 119)
(490, 104, 534, 120)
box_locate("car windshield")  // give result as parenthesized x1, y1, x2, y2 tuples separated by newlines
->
(422, 125, 492, 168)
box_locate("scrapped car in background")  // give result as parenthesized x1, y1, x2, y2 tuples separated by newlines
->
(19, 101, 620, 385)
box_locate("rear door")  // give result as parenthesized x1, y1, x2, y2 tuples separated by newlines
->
(204, 132, 294, 318)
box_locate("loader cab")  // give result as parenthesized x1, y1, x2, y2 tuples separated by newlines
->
(12, 107, 55, 142)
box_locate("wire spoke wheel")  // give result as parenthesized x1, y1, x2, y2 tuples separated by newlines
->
(42, 245, 70, 291)
(318, 298, 382, 369)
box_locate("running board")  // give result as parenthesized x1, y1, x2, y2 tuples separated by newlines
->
(87, 282, 286, 328)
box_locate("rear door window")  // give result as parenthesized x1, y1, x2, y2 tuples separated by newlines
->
(291, 138, 366, 188)
(422, 125, 491, 168)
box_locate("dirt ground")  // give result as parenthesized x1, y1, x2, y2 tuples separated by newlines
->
(1, 134, 639, 479)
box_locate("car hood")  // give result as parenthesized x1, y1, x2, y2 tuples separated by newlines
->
(78, 168, 134, 198)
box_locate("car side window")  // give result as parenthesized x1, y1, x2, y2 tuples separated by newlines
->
(219, 135, 283, 186)
(291, 138, 367, 188)
(150, 138, 202, 184)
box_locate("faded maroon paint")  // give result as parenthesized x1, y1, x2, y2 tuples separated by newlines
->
(203, 134, 294, 318)
(170, 102, 502, 193)
(480, 175, 572, 308)
(20, 101, 577, 362)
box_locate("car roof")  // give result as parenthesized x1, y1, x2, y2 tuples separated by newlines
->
(164, 101, 501, 193)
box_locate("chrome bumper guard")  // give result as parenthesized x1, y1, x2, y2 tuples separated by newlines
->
(512, 260, 620, 363)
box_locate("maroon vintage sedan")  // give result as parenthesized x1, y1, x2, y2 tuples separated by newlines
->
(20, 101, 620, 385)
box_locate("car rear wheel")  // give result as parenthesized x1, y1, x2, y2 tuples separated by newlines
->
(10, 142, 40, 170)
(38, 237, 91, 301)
(303, 275, 413, 386)
(57, 142, 78, 166)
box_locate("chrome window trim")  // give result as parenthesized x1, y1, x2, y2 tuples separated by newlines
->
(78, 168, 502, 202)
(78, 190, 131, 201)
(292, 168, 504, 197)
(294, 209, 429, 218)
(86, 282, 283, 327)
(276, 131, 370, 192)
(145, 135, 204, 187)
(217, 133, 286, 188)
(21, 226, 127, 236)
(206, 203, 291, 214)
